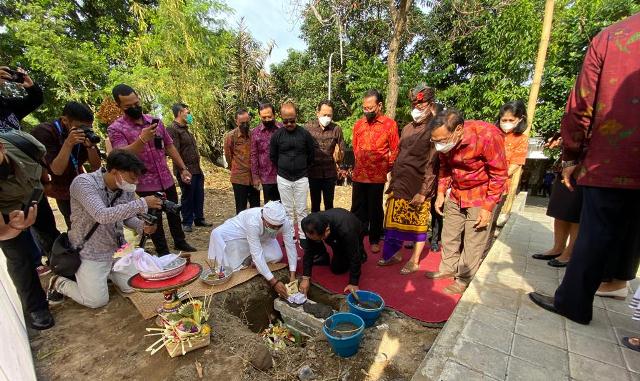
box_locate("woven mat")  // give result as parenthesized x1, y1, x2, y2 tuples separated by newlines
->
(120, 251, 286, 319)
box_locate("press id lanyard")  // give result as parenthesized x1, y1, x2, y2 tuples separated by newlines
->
(54, 120, 81, 174)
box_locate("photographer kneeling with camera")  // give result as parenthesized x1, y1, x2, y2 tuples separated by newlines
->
(47, 150, 162, 308)
(32, 102, 102, 228)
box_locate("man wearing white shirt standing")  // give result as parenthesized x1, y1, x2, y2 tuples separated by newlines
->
(207, 201, 297, 298)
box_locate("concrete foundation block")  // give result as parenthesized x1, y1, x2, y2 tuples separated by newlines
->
(274, 299, 329, 338)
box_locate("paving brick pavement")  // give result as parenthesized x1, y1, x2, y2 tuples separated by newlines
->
(412, 194, 640, 381)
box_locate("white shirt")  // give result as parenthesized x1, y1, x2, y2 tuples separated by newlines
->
(208, 207, 297, 281)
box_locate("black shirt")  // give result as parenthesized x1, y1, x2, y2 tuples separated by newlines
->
(0, 84, 44, 132)
(302, 208, 365, 285)
(269, 125, 316, 181)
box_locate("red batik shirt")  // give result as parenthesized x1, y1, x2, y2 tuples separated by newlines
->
(438, 120, 508, 212)
(352, 115, 399, 183)
(561, 13, 640, 190)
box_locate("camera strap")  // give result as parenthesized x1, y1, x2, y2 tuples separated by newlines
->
(54, 120, 80, 174)
(77, 188, 123, 250)
(0, 130, 51, 173)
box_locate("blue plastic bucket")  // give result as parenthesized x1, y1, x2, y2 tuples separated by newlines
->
(346, 290, 385, 328)
(322, 312, 365, 358)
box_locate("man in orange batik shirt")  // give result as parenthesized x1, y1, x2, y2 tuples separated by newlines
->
(350, 89, 399, 254)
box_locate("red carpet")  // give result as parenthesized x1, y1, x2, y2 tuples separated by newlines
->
(287, 237, 462, 323)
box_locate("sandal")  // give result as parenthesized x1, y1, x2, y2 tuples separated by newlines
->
(400, 261, 420, 275)
(377, 255, 402, 266)
(623, 337, 640, 352)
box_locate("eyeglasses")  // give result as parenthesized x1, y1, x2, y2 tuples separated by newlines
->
(282, 118, 297, 125)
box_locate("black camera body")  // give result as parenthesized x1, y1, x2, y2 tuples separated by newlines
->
(79, 125, 101, 144)
(153, 191, 181, 215)
(137, 212, 158, 225)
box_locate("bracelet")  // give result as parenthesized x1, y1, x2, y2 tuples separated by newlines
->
(138, 136, 149, 144)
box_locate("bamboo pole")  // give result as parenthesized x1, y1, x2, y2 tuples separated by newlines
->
(500, 0, 555, 219)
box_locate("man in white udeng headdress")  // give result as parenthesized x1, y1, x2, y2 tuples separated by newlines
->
(207, 201, 297, 297)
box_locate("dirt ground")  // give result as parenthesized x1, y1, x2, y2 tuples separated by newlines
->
(32, 163, 440, 381)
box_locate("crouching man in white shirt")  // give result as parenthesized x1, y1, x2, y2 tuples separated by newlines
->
(208, 201, 297, 298)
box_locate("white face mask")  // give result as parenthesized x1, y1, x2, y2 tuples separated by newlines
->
(435, 141, 456, 153)
(411, 108, 426, 122)
(116, 173, 137, 193)
(500, 121, 517, 132)
(318, 116, 332, 127)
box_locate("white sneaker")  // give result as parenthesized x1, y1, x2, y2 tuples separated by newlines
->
(496, 213, 509, 227)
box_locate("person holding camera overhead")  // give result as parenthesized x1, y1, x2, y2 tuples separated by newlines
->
(46, 150, 162, 308)
(0, 66, 43, 133)
(32, 102, 102, 228)
(108, 84, 197, 256)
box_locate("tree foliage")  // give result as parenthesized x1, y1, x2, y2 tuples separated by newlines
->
(2, 0, 639, 156)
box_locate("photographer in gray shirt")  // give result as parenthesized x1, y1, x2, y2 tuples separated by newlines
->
(47, 150, 162, 308)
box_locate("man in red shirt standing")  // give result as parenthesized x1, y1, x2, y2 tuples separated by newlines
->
(429, 109, 508, 294)
(529, 13, 640, 327)
(351, 90, 399, 253)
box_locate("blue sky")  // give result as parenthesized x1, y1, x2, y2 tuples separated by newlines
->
(226, 0, 307, 69)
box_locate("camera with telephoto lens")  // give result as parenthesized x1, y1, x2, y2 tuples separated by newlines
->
(136, 212, 158, 225)
(79, 125, 101, 144)
(153, 191, 181, 215)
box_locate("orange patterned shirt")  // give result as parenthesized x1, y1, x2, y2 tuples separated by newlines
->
(438, 120, 508, 212)
(352, 115, 399, 183)
(504, 132, 529, 193)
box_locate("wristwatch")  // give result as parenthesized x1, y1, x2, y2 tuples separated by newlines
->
(561, 160, 579, 168)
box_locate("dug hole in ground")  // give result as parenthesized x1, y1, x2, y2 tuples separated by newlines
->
(31, 163, 440, 381)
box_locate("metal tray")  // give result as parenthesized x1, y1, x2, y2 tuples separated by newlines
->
(200, 266, 234, 286)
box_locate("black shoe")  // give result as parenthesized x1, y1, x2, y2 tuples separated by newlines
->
(175, 242, 197, 252)
(30, 309, 55, 330)
(182, 225, 193, 233)
(547, 258, 568, 268)
(194, 220, 213, 227)
(528, 292, 589, 325)
(47, 275, 64, 306)
(532, 252, 562, 260)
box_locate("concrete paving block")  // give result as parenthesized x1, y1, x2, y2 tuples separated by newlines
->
(567, 330, 626, 368)
(515, 314, 567, 350)
(569, 353, 632, 381)
(440, 360, 485, 380)
(608, 310, 640, 333)
(603, 297, 634, 317)
(523, 262, 560, 280)
(506, 357, 570, 381)
(511, 334, 569, 373)
(274, 299, 327, 338)
(622, 347, 640, 373)
(461, 318, 514, 354)
(452, 338, 509, 380)
(413, 353, 448, 381)
(469, 304, 517, 333)
(565, 309, 618, 344)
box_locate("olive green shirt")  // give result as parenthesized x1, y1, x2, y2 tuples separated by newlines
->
(0, 131, 45, 214)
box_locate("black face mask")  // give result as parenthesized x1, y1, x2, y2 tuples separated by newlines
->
(364, 111, 377, 122)
(124, 105, 143, 119)
(263, 120, 276, 129)
(0, 158, 12, 180)
(239, 122, 249, 132)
